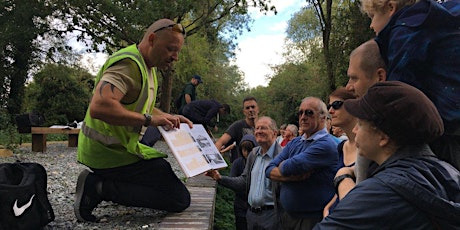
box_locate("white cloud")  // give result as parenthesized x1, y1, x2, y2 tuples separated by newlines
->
(269, 21, 287, 33)
(235, 0, 307, 88)
(271, 0, 306, 12)
(234, 34, 285, 87)
(79, 52, 107, 75)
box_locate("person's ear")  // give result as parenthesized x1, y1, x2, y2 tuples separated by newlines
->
(377, 68, 387, 82)
(388, 1, 398, 16)
(148, 33, 156, 45)
(378, 131, 391, 147)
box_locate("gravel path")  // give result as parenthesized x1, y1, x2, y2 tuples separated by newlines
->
(0, 141, 184, 229)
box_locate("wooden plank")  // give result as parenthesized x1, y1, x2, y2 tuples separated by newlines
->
(159, 186, 216, 230)
(32, 133, 47, 152)
(68, 134, 79, 147)
(31, 127, 80, 152)
(31, 127, 80, 134)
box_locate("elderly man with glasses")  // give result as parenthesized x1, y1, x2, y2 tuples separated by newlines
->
(266, 97, 338, 230)
(74, 19, 192, 222)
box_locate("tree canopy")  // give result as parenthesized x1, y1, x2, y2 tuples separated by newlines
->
(2, 0, 375, 132)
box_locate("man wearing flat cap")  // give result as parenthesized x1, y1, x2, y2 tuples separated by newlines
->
(314, 81, 460, 229)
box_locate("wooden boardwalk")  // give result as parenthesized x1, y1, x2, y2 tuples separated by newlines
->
(158, 175, 217, 230)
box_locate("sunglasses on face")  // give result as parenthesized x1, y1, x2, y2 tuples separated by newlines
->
(245, 105, 256, 110)
(327, 101, 344, 110)
(153, 23, 186, 36)
(298, 109, 315, 117)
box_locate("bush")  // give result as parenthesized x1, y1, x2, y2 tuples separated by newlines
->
(0, 109, 20, 150)
(24, 64, 93, 126)
(213, 167, 236, 230)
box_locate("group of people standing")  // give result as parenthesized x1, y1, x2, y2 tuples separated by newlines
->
(73, 0, 460, 229)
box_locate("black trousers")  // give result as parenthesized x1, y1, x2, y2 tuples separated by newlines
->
(92, 158, 190, 212)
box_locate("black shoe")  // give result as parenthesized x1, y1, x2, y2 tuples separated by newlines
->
(74, 169, 103, 222)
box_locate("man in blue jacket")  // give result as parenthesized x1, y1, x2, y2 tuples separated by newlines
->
(314, 81, 460, 229)
(266, 97, 338, 229)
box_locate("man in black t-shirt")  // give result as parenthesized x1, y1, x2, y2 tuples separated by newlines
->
(215, 96, 259, 162)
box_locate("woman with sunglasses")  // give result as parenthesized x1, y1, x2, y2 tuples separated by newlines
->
(323, 87, 357, 217)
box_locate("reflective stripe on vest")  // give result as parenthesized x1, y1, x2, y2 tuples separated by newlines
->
(81, 122, 121, 145)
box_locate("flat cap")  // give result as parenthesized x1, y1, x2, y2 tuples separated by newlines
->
(344, 81, 444, 145)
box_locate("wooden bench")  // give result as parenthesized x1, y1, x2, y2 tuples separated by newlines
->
(31, 127, 80, 152)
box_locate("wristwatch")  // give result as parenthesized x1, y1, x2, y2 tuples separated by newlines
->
(333, 174, 355, 194)
(143, 113, 152, 127)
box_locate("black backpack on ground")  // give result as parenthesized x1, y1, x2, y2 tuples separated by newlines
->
(0, 162, 54, 230)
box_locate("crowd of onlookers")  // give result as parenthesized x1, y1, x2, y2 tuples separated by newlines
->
(73, 0, 460, 229)
(204, 0, 460, 228)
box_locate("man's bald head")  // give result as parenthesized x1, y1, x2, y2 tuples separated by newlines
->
(142, 19, 177, 41)
(350, 40, 386, 78)
(138, 19, 185, 69)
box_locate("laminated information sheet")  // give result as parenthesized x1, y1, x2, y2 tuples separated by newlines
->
(158, 124, 227, 177)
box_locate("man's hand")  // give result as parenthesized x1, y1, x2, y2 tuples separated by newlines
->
(205, 170, 221, 181)
(152, 108, 193, 129)
(177, 114, 193, 128)
(269, 160, 312, 182)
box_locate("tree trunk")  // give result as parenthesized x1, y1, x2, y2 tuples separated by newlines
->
(324, 0, 334, 92)
(311, 0, 335, 92)
(8, 42, 31, 116)
(159, 70, 173, 113)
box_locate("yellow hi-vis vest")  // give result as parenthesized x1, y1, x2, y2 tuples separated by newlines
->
(77, 44, 167, 169)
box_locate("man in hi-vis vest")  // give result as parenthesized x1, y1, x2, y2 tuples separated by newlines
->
(74, 19, 192, 222)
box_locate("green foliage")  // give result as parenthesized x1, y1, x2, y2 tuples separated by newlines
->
(329, 0, 374, 88)
(53, 0, 276, 53)
(172, 32, 249, 128)
(0, 109, 20, 150)
(261, 62, 327, 126)
(24, 64, 93, 126)
(213, 167, 235, 230)
(0, 0, 56, 115)
(284, 0, 373, 91)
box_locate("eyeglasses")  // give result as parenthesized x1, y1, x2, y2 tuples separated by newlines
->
(255, 126, 270, 131)
(327, 101, 344, 110)
(245, 105, 256, 110)
(298, 109, 315, 117)
(153, 23, 186, 36)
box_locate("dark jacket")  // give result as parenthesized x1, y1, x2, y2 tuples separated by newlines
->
(375, 0, 460, 134)
(314, 144, 460, 229)
(181, 99, 222, 128)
